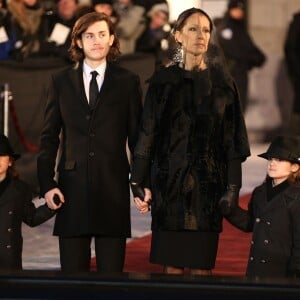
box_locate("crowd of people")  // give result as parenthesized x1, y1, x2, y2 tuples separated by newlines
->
(1, 0, 300, 281)
(0, 0, 171, 64)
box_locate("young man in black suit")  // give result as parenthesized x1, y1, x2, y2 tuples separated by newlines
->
(37, 12, 143, 272)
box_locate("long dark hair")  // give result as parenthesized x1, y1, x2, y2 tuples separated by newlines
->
(288, 165, 300, 187)
(7, 158, 19, 179)
(69, 12, 121, 62)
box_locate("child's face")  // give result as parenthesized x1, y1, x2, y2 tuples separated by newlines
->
(0, 155, 11, 181)
(267, 158, 299, 185)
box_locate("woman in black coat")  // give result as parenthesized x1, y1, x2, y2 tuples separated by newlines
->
(224, 136, 300, 278)
(0, 134, 54, 270)
(130, 8, 250, 275)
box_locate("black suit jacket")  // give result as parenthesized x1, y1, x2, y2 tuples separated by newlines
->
(37, 61, 143, 237)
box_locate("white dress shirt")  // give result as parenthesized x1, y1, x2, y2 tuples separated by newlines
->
(83, 60, 107, 104)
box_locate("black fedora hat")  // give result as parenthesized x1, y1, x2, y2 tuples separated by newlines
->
(0, 134, 20, 160)
(258, 136, 300, 164)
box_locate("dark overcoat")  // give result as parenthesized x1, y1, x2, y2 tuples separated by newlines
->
(0, 178, 54, 270)
(37, 62, 143, 237)
(226, 182, 300, 277)
(284, 12, 300, 113)
(134, 64, 250, 233)
(215, 15, 265, 110)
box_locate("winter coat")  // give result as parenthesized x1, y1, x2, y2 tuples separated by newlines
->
(37, 62, 143, 238)
(284, 12, 300, 113)
(7, 0, 44, 60)
(284, 12, 300, 83)
(0, 177, 55, 270)
(226, 181, 300, 278)
(0, 8, 14, 60)
(215, 15, 266, 110)
(134, 63, 250, 233)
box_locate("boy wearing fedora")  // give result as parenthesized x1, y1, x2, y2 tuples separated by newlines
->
(221, 135, 300, 278)
(0, 134, 55, 270)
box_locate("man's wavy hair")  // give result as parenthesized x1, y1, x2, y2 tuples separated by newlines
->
(69, 12, 121, 63)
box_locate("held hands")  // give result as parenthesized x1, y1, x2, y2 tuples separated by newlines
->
(45, 188, 65, 210)
(218, 184, 240, 216)
(130, 182, 152, 214)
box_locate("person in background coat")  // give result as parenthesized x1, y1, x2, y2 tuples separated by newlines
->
(113, 0, 146, 55)
(0, 134, 54, 271)
(39, 0, 79, 63)
(0, 0, 13, 60)
(215, 0, 266, 113)
(6, 0, 44, 60)
(37, 12, 143, 273)
(284, 11, 300, 136)
(223, 136, 300, 278)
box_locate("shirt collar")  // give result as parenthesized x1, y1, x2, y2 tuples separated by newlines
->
(83, 60, 107, 78)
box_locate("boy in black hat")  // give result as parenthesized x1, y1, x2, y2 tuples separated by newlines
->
(220, 135, 300, 278)
(0, 134, 55, 271)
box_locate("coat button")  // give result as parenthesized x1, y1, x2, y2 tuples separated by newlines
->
(250, 256, 254, 261)
(89, 152, 95, 157)
(6, 245, 11, 249)
(251, 240, 254, 245)
(266, 221, 271, 225)
(8, 211, 13, 215)
(7, 228, 12, 232)
(255, 218, 261, 223)
(264, 239, 269, 244)
(260, 259, 266, 263)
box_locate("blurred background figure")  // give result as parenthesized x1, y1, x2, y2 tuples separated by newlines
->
(39, 0, 79, 62)
(284, 10, 300, 136)
(92, 0, 119, 24)
(6, 0, 44, 60)
(0, 0, 12, 60)
(215, 0, 266, 113)
(134, 0, 168, 15)
(135, 2, 171, 68)
(113, 0, 146, 55)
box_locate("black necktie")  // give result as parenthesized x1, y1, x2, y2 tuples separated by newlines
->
(89, 71, 98, 108)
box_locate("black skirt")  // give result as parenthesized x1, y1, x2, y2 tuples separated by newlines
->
(150, 231, 219, 269)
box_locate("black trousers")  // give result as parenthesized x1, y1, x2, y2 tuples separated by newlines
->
(59, 236, 126, 273)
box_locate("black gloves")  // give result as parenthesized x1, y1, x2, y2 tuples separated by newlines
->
(130, 182, 145, 200)
(219, 184, 240, 216)
(130, 157, 150, 200)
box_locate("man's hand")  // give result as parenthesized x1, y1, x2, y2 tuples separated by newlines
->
(45, 188, 65, 210)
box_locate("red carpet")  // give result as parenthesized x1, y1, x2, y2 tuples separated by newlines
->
(92, 194, 252, 275)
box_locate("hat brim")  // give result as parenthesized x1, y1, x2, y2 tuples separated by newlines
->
(0, 152, 21, 160)
(258, 153, 300, 164)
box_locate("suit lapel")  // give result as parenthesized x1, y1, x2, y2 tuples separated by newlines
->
(93, 63, 116, 110)
(68, 62, 117, 112)
(68, 63, 91, 111)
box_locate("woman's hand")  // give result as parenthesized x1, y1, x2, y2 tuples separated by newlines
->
(134, 188, 152, 214)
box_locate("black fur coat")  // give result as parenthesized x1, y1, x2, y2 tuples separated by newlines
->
(134, 63, 250, 232)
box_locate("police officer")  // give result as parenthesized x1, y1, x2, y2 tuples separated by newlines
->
(215, 0, 266, 112)
(284, 11, 300, 135)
